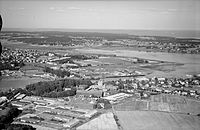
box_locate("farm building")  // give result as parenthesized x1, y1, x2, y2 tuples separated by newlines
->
(103, 93, 132, 103)
(63, 119, 80, 128)
(84, 110, 98, 118)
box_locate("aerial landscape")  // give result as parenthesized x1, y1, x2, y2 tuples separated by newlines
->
(0, 0, 200, 130)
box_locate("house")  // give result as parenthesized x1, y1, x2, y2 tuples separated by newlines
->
(77, 84, 89, 90)
(136, 77, 149, 81)
(16, 94, 26, 100)
(84, 110, 98, 118)
(17, 114, 37, 119)
(95, 98, 112, 109)
(35, 106, 52, 112)
(105, 84, 117, 90)
(87, 84, 105, 91)
(11, 101, 30, 108)
(63, 119, 80, 128)
(76, 90, 103, 98)
(20, 117, 40, 124)
(0, 96, 7, 104)
(102, 93, 132, 103)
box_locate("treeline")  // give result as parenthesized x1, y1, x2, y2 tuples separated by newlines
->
(0, 88, 32, 100)
(44, 66, 70, 78)
(6, 124, 36, 130)
(0, 61, 24, 71)
(5, 31, 132, 46)
(55, 58, 74, 64)
(9, 36, 72, 45)
(26, 78, 92, 97)
(0, 106, 21, 129)
(42, 90, 76, 98)
(0, 106, 35, 130)
(68, 54, 97, 60)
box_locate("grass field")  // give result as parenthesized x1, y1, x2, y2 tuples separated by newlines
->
(150, 94, 187, 104)
(114, 98, 149, 111)
(116, 111, 200, 130)
(150, 94, 200, 115)
(114, 94, 200, 115)
(77, 112, 118, 130)
(68, 97, 94, 110)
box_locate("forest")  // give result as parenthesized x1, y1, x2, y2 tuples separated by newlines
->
(43, 66, 70, 78)
(25, 78, 92, 97)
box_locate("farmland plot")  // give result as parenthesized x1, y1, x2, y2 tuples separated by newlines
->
(116, 111, 200, 130)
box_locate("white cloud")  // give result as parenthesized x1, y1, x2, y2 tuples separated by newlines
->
(56, 9, 65, 12)
(88, 8, 98, 12)
(160, 11, 170, 14)
(68, 7, 80, 10)
(49, 7, 65, 12)
(49, 7, 55, 10)
(167, 9, 177, 12)
(19, 7, 25, 10)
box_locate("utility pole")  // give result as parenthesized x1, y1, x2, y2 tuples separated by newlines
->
(0, 15, 3, 76)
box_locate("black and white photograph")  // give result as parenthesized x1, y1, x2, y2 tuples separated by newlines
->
(0, 0, 200, 129)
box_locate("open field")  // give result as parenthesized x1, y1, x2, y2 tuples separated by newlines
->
(150, 94, 187, 104)
(77, 112, 118, 130)
(114, 98, 149, 111)
(116, 111, 200, 130)
(114, 94, 200, 115)
(67, 96, 94, 110)
(12, 122, 57, 130)
(150, 94, 200, 115)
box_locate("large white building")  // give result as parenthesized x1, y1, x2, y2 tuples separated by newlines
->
(102, 93, 132, 103)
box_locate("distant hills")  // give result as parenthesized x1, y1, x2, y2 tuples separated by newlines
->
(2, 28, 200, 39)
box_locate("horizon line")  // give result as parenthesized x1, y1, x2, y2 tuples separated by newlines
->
(2, 27, 200, 32)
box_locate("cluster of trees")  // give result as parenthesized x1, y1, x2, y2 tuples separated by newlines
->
(0, 106, 35, 130)
(6, 124, 36, 130)
(0, 88, 32, 100)
(93, 98, 112, 109)
(9, 36, 72, 46)
(42, 89, 76, 98)
(0, 61, 25, 71)
(55, 58, 74, 64)
(68, 54, 97, 60)
(44, 66, 70, 78)
(26, 78, 92, 97)
(0, 106, 22, 129)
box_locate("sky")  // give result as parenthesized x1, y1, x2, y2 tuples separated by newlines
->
(0, 0, 200, 30)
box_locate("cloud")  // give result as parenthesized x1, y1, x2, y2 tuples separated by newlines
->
(160, 11, 170, 14)
(68, 7, 81, 10)
(19, 7, 25, 10)
(49, 7, 66, 12)
(56, 9, 65, 12)
(159, 8, 177, 14)
(167, 9, 177, 12)
(49, 7, 55, 10)
(143, 7, 178, 14)
(88, 8, 96, 12)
